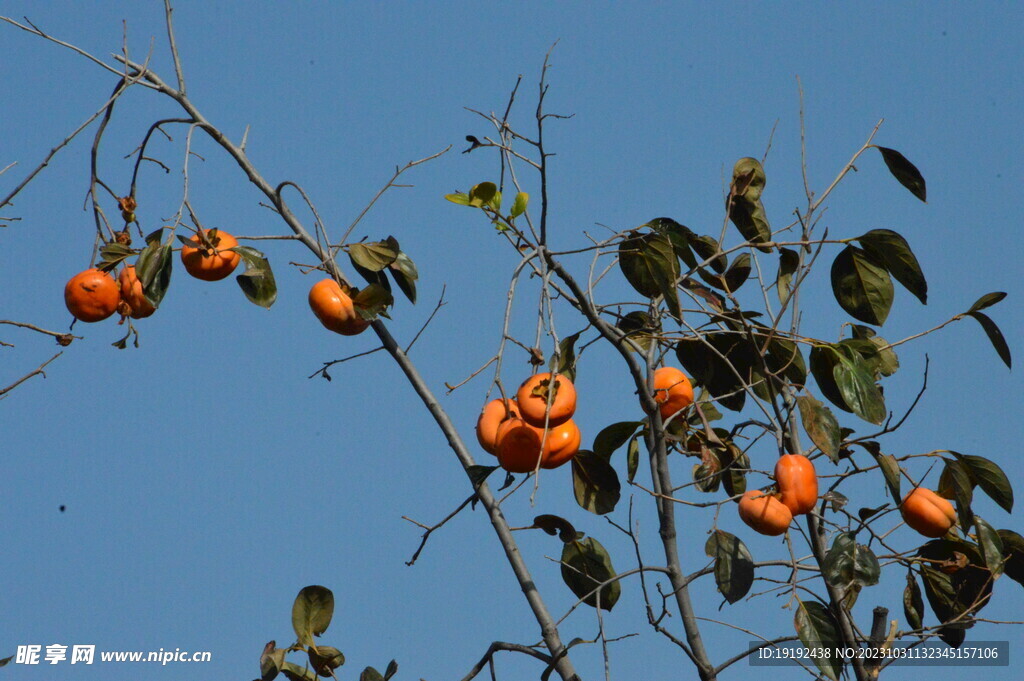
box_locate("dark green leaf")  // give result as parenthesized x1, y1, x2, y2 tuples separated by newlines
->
(359, 668, 385, 681)
(96, 241, 133, 270)
(704, 530, 754, 604)
(797, 393, 840, 462)
(967, 291, 1007, 314)
(731, 157, 767, 201)
(967, 311, 1012, 368)
(533, 514, 578, 543)
(549, 332, 581, 383)
(511, 192, 529, 218)
(832, 348, 886, 424)
(776, 247, 799, 306)
(561, 537, 620, 610)
(291, 586, 335, 647)
(846, 326, 900, 379)
(693, 455, 722, 493)
(616, 311, 655, 354)
(824, 532, 881, 588)
(348, 241, 398, 272)
(953, 453, 1013, 513)
(857, 229, 927, 305)
(686, 233, 727, 273)
(973, 516, 1004, 578)
(831, 245, 894, 326)
(721, 445, 748, 498)
(592, 421, 642, 460)
(875, 453, 902, 506)
(647, 217, 697, 268)
(384, 660, 398, 681)
(858, 504, 887, 521)
(904, 571, 924, 631)
(467, 465, 497, 487)
(794, 599, 843, 680)
(917, 539, 992, 646)
(728, 196, 772, 251)
(388, 251, 418, 304)
(618, 232, 681, 321)
(135, 233, 173, 308)
(722, 252, 752, 292)
(676, 333, 751, 412)
(810, 345, 851, 414)
(939, 458, 974, 532)
(571, 450, 621, 515)
(231, 246, 277, 309)
(997, 529, 1024, 586)
(877, 146, 927, 202)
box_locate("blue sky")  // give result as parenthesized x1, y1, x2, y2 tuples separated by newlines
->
(1, 2, 1021, 680)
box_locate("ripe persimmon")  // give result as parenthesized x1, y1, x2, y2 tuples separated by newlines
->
(494, 418, 582, 473)
(516, 372, 576, 427)
(476, 398, 521, 455)
(64, 268, 120, 322)
(901, 487, 957, 538)
(117, 265, 155, 319)
(539, 419, 582, 470)
(774, 454, 818, 515)
(180, 228, 241, 281)
(308, 278, 370, 336)
(737, 490, 792, 536)
(651, 366, 694, 421)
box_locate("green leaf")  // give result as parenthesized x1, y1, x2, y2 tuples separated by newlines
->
(618, 231, 681, 321)
(973, 515, 1005, 578)
(648, 217, 697, 268)
(291, 586, 335, 648)
(96, 241, 133, 270)
(136, 232, 173, 308)
(952, 453, 1014, 513)
(848, 325, 900, 378)
(721, 445, 748, 498)
(388, 251, 418, 304)
(561, 537, 620, 610)
(511, 192, 529, 218)
(281, 661, 320, 681)
(359, 668, 385, 681)
(444, 192, 471, 206)
(877, 146, 927, 202)
(549, 332, 581, 383)
(592, 421, 642, 460)
(260, 642, 285, 681)
(832, 347, 886, 424)
(997, 529, 1024, 586)
(704, 530, 754, 604)
(571, 450, 621, 515)
(794, 599, 843, 680)
(230, 246, 277, 309)
(348, 241, 399, 272)
(676, 333, 752, 412)
(776, 247, 799, 306)
(468, 181, 497, 208)
(875, 452, 902, 506)
(797, 393, 840, 462)
(809, 345, 851, 414)
(384, 660, 398, 681)
(626, 434, 641, 484)
(904, 570, 924, 631)
(533, 514, 578, 543)
(831, 245, 894, 326)
(731, 157, 766, 201)
(967, 291, 1007, 314)
(351, 283, 393, 321)
(856, 229, 927, 305)
(967, 311, 1012, 368)
(308, 646, 345, 677)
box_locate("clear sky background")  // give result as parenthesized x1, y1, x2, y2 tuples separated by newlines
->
(1, 2, 1021, 680)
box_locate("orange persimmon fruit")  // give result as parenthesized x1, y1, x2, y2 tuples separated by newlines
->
(476, 398, 521, 455)
(180, 228, 241, 281)
(774, 454, 818, 515)
(308, 278, 370, 336)
(737, 490, 793, 536)
(117, 265, 155, 319)
(650, 366, 694, 421)
(901, 487, 957, 538)
(64, 268, 120, 322)
(516, 372, 577, 427)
